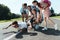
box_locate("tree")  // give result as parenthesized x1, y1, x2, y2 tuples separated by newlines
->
(0, 4, 11, 20)
(0, 4, 20, 20)
(50, 7, 56, 16)
(11, 13, 20, 19)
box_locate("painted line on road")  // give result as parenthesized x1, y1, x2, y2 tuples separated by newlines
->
(3, 32, 20, 40)
(3, 34, 16, 40)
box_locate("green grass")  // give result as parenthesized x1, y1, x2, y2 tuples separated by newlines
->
(0, 16, 60, 23)
(51, 16, 60, 20)
(0, 18, 22, 23)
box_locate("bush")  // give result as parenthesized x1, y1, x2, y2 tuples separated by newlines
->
(0, 4, 21, 20)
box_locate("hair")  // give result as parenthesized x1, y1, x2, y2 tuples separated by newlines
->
(32, 9, 36, 14)
(12, 21, 18, 25)
(37, 3, 44, 8)
(28, 5, 31, 8)
(23, 3, 27, 6)
(32, 0, 38, 4)
(28, 5, 32, 11)
(32, 9, 36, 12)
(37, 3, 40, 7)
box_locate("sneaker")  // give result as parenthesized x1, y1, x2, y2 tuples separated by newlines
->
(42, 27, 48, 30)
(54, 24, 58, 30)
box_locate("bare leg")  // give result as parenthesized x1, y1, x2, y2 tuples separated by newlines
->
(22, 14, 24, 22)
(44, 17, 47, 27)
(25, 14, 28, 21)
(48, 18, 57, 30)
(42, 17, 47, 30)
(27, 22, 32, 32)
(48, 18, 55, 25)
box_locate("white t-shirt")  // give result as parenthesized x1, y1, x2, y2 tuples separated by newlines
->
(18, 22, 27, 29)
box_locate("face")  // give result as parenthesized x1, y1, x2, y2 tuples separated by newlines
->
(33, 2, 37, 6)
(28, 7, 31, 10)
(22, 5, 27, 8)
(12, 24, 18, 28)
(32, 10, 36, 14)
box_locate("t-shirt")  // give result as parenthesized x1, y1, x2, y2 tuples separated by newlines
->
(20, 8, 29, 14)
(31, 5, 40, 12)
(18, 22, 27, 29)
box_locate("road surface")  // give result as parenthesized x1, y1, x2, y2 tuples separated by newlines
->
(0, 18, 60, 40)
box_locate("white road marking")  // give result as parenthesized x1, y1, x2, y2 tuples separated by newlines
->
(3, 32, 20, 40)
(3, 34, 16, 40)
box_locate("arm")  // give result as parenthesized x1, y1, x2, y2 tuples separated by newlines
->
(28, 15, 33, 20)
(3, 24, 12, 29)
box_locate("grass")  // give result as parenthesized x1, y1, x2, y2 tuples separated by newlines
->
(51, 16, 60, 20)
(0, 18, 22, 23)
(0, 16, 60, 23)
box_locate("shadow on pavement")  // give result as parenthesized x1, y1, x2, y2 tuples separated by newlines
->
(15, 32, 37, 39)
(3, 30, 37, 39)
(3, 31, 17, 34)
(35, 26, 60, 36)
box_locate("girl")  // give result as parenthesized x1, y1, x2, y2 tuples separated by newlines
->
(27, 9, 41, 31)
(38, 0, 57, 30)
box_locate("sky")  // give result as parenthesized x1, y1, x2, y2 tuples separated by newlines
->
(0, 0, 60, 14)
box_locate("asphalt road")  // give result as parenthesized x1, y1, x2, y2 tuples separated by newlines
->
(0, 18, 60, 40)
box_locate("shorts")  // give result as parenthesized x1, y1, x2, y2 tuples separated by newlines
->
(18, 28, 27, 33)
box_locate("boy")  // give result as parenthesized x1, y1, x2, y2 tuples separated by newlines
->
(32, 0, 40, 13)
(20, 3, 28, 22)
(3, 21, 28, 33)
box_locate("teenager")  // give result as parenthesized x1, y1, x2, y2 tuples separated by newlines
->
(32, 0, 40, 13)
(3, 21, 31, 33)
(38, 0, 57, 30)
(27, 9, 41, 30)
(20, 3, 28, 22)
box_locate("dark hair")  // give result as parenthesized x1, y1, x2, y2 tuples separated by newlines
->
(32, 9, 36, 12)
(12, 21, 18, 25)
(37, 3, 44, 8)
(32, 0, 38, 4)
(23, 3, 27, 6)
(37, 3, 40, 7)
(32, 9, 36, 14)
(28, 5, 31, 8)
(28, 5, 32, 11)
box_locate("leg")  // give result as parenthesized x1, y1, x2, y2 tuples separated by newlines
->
(48, 18, 55, 25)
(27, 20, 32, 32)
(22, 14, 24, 22)
(42, 17, 48, 30)
(25, 14, 28, 21)
(48, 18, 58, 30)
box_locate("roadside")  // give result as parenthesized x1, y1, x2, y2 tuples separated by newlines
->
(0, 18, 22, 24)
(51, 16, 60, 20)
(0, 16, 60, 24)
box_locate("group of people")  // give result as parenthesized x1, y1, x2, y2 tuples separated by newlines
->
(3, 0, 58, 33)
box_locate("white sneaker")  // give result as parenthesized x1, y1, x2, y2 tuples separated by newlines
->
(54, 24, 58, 30)
(42, 27, 48, 30)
